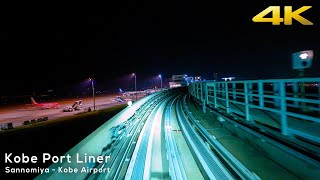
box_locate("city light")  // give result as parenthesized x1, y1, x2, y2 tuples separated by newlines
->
(299, 53, 308, 60)
(222, 77, 235, 81)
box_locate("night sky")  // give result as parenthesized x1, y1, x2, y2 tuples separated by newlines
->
(1, 1, 319, 97)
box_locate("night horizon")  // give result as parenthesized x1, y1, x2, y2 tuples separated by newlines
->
(1, 1, 320, 180)
(1, 1, 319, 96)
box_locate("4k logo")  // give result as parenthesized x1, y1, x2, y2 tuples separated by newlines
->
(252, 6, 313, 25)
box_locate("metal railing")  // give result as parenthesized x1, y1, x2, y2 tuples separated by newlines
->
(188, 78, 320, 143)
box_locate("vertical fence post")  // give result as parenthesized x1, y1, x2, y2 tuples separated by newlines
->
(214, 82, 217, 108)
(195, 84, 198, 99)
(204, 83, 208, 105)
(202, 82, 207, 113)
(258, 81, 264, 107)
(192, 84, 195, 97)
(197, 83, 200, 100)
(292, 82, 299, 108)
(200, 83, 203, 101)
(244, 82, 250, 121)
(226, 82, 230, 113)
(192, 84, 194, 97)
(232, 82, 236, 100)
(300, 81, 307, 112)
(194, 84, 196, 98)
(220, 83, 223, 97)
(249, 82, 253, 102)
(273, 82, 280, 107)
(279, 81, 289, 135)
(200, 83, 202, 100)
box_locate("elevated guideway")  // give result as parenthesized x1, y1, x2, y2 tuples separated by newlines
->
(36, 78, 320, 179)
(36, 91, 169, 180)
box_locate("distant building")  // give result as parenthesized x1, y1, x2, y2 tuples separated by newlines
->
(169, 74, 193, 88)
(194, 76, 201, 81)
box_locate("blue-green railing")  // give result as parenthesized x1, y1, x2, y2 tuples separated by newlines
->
(188, 78, 320, 143)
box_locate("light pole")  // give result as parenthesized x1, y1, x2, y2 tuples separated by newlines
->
(89, 78, 95, 111)
(158, 74, 162, 91)
(132, 73, 137, 101)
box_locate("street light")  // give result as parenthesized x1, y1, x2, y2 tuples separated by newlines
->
(132, 73, 137, 101)
(89, 78, 95, 111)
(158, 74, 162, 91)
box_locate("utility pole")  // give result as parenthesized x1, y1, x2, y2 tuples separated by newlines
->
(132, 73, 137, 101)
(89, 78, 96, 111)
